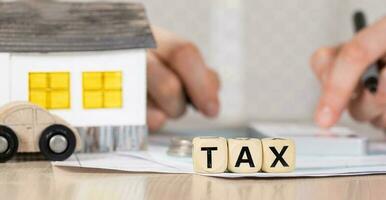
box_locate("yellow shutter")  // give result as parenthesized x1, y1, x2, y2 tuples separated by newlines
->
(104, 91, 122, 108)
(29, 72, 70, 109)
(83, 71, 123, 109)
(50, 73, 70, 89)
(83, 72, 103, 90)
(50, 91, 70, 109)
(29, 73, 48, 89)
(84, 91, 103, 108)
(29, 90, 47, 108)
(104, 72, 122, 90)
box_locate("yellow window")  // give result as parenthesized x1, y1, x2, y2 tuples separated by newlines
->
(104, 91, 122, 108)
(83, 72, 103, 90)
(83, 71, 123, 109)
(29, 73, 48, 89)
(50, 73, 70, 89)
(104, 72, 122, 90)
(29, 90, 47, 108)
(50, 91, 70, 109)
(83, 91, 103, 108)
(29, 72, 70, 109)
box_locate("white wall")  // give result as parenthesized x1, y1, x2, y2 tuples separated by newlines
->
(10, 50, 146, 127)
(135, 0, 386, 132)
(0, 53, 10, 106)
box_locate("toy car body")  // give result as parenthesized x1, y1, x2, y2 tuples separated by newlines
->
(0, 102, 81, 162)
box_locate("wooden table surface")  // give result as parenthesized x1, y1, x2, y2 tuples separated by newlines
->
(0, 161, 385, 200)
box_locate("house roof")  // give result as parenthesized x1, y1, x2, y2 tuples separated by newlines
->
(0, 1, 156, 52)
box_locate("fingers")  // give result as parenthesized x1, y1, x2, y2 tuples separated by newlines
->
(147, 51, 187, 118)
(348, 65, 386, 126)
(348, 89, 383, 122)
(207, 68, 221, 90)
(371, 69, 386, 128)
(151, 27, 220, 117)
(310, 46, 339, 82)
(371, 113, 386, 128)
(315, 18, 386, 128)
(147, 98, 167, 133)
(375, 66, 386, 103)
(145, 26, 221, 132)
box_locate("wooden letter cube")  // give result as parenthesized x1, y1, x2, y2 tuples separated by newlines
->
(193, 137, 228, 173)
(262, 138, 296, 173)
(227, 138, 262, 173)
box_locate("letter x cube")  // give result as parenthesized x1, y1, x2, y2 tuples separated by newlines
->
(261, 138, 296, 173)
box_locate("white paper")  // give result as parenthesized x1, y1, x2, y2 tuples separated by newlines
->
(56, 153, 189, 174)
(249, 122, 368, 156)
(249, 122, 356, 137)
(53, 145, 386, 178)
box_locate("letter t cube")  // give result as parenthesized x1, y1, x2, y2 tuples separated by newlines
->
(192, 137, 228, 173)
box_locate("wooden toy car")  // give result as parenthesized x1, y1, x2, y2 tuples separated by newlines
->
(0, 102, 81, 162)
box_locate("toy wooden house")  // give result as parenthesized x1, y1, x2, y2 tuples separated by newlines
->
(0, 1, 155, 134)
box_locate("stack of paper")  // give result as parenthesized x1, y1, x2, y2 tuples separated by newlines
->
(249, 122, 368, 156)
(54, 145, 386, 178)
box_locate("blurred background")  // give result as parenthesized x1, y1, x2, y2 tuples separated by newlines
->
(136, 0, 386, 136)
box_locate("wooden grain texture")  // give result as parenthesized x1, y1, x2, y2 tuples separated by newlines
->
(0, 102, 81, 153)
(0, 0, 156, 52)
(1, 161, 386, 200)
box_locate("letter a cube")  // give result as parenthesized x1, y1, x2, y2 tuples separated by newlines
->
(193, 137, 228, 173)
(261, 138, 296, 173)
(227, 138, 262, 173)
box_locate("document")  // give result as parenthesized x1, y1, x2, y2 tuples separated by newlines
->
(54, 145, 386, 178)
(249, 122, 368, 156)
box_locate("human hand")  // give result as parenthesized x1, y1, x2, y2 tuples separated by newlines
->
(147, 27, 220, 132)
(310, 17, 386, 129)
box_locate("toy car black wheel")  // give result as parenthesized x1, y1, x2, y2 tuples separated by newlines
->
(39, 124, 76, 161)
(0, 125, 18, 162)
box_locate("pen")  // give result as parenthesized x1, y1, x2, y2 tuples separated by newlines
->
(353, 11, 385, 93)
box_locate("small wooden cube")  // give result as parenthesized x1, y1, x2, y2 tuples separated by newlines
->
(193, 137, 228, 173)
(261, 138, 296, 173)
(227, 138, 262, 173)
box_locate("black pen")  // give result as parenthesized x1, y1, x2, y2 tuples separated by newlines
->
(353, 11, 385, 93)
